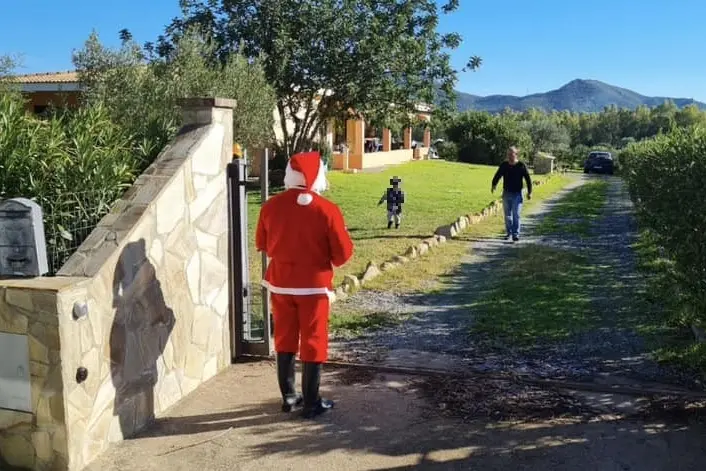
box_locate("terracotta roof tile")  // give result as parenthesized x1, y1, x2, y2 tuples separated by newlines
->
(11, 71, 79, 84)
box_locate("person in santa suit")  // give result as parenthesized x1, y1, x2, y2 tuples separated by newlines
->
(256, 151, 354, 419)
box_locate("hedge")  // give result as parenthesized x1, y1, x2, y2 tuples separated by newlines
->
(621, 126, 706, 323)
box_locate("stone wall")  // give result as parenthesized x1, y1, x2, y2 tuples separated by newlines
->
(0, 98, 236, 471)
(0, 278, 79, 471)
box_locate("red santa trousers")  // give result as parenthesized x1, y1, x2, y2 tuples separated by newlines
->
(271, 293, 330, 363)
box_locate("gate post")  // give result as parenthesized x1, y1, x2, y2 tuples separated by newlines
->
(227, 147, 275, 360)
(261, 149, 274, 355)
(227, 157, 249, 361)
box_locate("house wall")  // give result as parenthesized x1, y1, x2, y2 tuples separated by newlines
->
(362, 149, 414, 168)
(22, 92, 80, 113)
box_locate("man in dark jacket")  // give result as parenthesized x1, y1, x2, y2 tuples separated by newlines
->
(491, 146, 532, 242)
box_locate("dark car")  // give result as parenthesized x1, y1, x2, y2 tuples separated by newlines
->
(584, 151, 614, 174)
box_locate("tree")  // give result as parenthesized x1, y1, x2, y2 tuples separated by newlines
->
(163, 0, 481, 154)
(445, 111, 532, 165)
(0, 54, 22, 95)
(0, 55, 16, 78)
(73, 28, 276, 166)
(522, 117, 570, 158)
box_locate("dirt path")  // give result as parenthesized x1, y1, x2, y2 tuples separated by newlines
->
(330, 175, 698, 388)
(83, 361, 706, 471)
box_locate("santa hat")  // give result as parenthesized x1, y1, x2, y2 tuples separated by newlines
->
(283, 151, 328, 205)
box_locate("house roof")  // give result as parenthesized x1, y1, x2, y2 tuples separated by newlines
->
(10, 71, 79, 84)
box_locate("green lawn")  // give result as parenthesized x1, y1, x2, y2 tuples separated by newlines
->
(534, 179, 609, 236)
(248, 160, 523, 287)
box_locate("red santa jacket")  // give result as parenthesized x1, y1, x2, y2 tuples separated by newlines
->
(256, 188, 354, 295)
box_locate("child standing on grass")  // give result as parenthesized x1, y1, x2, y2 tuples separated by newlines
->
(377, 176, 405, 229)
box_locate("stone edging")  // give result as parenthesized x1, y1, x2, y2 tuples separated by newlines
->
(330, 175, 554, 304)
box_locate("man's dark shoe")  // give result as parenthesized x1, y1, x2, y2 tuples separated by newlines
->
(301, 362, 334, 419)
(503, 233, 511, 240)
(277, 353, 303, 412)
(395, 223, 400, 229)
(301, 398, 334, 419)
(512, 235, 519, 242)
(387, 221, 393, 229)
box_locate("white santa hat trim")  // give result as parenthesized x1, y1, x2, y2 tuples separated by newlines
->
(283, 159, 328, 206)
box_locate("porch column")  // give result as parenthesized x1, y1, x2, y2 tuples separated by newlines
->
(346, 118, 365, 159)
(382, 128, 392, 152)
(403, 127, 412, 150)
(423, 128, 431, 148)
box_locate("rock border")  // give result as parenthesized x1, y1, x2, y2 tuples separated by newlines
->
(331, 176, 554, 304)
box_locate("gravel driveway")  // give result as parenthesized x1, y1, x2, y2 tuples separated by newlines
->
(330, 175, 699, 390)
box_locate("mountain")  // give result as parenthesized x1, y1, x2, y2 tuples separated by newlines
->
(454, 79, 706, 113)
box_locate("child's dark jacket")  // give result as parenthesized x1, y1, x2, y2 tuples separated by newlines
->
(378, 187, 405, 213)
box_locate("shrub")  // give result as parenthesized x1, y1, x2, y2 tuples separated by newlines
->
(0, 92, 137, 273)
(445, 111, 532, 165)
(436, 140, 459, 161)
(622, 126, 706, 323)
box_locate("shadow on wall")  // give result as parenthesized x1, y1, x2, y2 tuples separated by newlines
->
(109, 239, 176, 439)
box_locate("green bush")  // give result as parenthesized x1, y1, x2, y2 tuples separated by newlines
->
(0, 30, 277, 275)
(445, 111, 532, 165)
(436, 141, 458, 161)
(622, 126, 706, 323)
(0, 92, 137, 273)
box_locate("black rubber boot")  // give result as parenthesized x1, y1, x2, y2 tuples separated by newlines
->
(387, 220, 393, 229)
(395, 222, 400, 229)
(277, 353, 303, 412)
(301, 362, 334, 419)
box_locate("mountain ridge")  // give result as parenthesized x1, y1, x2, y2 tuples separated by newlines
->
(453, 79, 706, 113)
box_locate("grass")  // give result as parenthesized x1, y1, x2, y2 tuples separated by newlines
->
(468, 245, 600, 345)
(353, 172, 572, 294)
(534, 179, 609, 236)
(329, 309, 411, 339)
(327, 173, 574, 335)
(249, 160, 512, 287)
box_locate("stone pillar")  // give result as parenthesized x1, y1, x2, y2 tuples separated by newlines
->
(423, 128, 431, 148)
(382, 128, 392, 152)
(179, 97, 236, 166)
(403, 127, 412, 150)
(346, 118, 365, 158)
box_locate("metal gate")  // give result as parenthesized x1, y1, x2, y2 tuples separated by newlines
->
(227, 152, 273, 360)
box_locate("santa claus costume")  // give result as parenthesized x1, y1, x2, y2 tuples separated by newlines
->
(255, 151, 354, 419)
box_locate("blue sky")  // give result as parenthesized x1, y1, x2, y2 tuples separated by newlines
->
(2, 0, 705, 100)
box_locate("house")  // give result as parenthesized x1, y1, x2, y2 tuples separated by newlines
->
(11, 71, 433, 172)
(9, 71, 81, 115)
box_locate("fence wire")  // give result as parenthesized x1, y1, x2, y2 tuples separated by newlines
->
(41, 190, 120, 275)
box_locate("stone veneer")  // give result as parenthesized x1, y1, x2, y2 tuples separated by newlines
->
(0, 98, 236, 471)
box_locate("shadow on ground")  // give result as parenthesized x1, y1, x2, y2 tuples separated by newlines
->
(83, 362, 706, 471)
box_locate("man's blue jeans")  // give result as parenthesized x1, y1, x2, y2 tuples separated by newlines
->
(502, 191, 523, 237)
